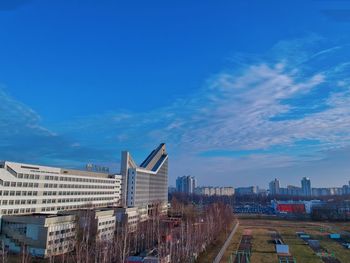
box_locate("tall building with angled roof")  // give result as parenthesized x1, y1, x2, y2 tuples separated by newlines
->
(120, 143, 168, 218)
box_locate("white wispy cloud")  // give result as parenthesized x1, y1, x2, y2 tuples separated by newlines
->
(1, 36, 350, 185)
(0, 86, 115, 165)
(56, 37, 350, 162)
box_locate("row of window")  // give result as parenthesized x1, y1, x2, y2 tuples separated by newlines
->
(50, 184, 115, 189)
(47, 242, 74, 255)
(1, 181, 39, 187)
(44, 196, 115, 204)
(98, 220, 115, 226)
(49, 228, 75, 236)
(48, 236, 75, 246)
(40, 202, 114, 212)
(1, 208, 36, 215)
(17, 174, 40, 179)
(1, 190, 38, 196)
(4, 169, 116, 185)
(44, 191, 116, 196)
(45, 175, 115, 184)
(97, 226, 114, 233)
(1, 201, 116, 215)
(2, 199, 37, 205)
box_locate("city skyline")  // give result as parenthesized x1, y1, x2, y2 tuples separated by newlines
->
(1, 1, 350, 187)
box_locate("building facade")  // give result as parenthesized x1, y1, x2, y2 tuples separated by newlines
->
(269, 178, 280, 196)
(195, 186, 234, 196)
(120, 143, 168, 218)
(0, 161, 122, 217)
(301, 177, 312, 196)
(176, 176, 196, 194)
(60, 208, 116, 242)
(235, 186, 258, 195)
(0, 144, 168, 257)
(1, 214, 76, 257)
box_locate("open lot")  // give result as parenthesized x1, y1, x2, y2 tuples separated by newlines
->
(221, 217, 350, 263)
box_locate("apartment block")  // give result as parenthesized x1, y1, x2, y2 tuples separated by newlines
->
(176, 176, 196, 194)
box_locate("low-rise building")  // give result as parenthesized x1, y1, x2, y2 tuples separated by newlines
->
(60, 208, 116, 242)
(235, 186, 258, 195)
(195, 186, 234, 196)
(115, 207, 140, 233)
(1, 214, 76, 258)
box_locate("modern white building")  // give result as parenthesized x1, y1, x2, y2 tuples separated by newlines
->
(0, 161, 122, 217)
(120, 143, 168, 219)
(0, 143, 168, 256)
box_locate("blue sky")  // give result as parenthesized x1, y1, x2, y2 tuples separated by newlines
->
(1, 0, 350, 188)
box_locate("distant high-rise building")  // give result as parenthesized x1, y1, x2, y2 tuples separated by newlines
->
(176, 175, 196, 194)
(269, 178, 280, 195)
(301, 177, 311, 196)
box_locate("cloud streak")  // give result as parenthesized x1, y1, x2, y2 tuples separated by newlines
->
(0, 87, 116, 167)
(1, 36, 350, 185)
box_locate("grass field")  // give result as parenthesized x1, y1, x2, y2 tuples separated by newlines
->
(221, 217, 350, 263)
(250, 228, 277, 263)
